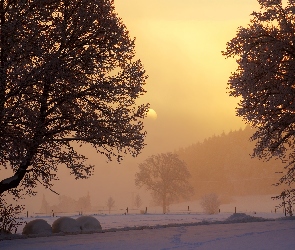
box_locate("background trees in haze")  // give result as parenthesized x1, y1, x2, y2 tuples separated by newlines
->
(0, 0, 148, 198)
(176, 127, 283, 200)
(135, 152, 193, 214)
(200, 193, 220, 215)
(133, 194, 142, 209)
(106, 197, 115, 214)
(222, 0, 295, 208)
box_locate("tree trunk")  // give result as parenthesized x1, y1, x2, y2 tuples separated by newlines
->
(0, 0, 8, 141)
(162, 196, 167, 214)
(0, 141, 39, 195)
(0, 161, 30, 195)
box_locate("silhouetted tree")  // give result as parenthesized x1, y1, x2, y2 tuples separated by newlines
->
(0, 0, 148, 197)
(273, 189, 295, 216)
(135, 152, 193, 213)
(106, 197, 115, 214)
(222, 0, 295, 204)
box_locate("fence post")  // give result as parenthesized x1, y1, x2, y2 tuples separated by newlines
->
(27, 211, 28, 218)
(145, 207, 147, 214)
(188, 206, 190, 211)
(235, 207, 236, 214)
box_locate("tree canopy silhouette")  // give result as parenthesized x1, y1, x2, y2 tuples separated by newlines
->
(0, 0, 148, 197)
(222, 0, 295, 202)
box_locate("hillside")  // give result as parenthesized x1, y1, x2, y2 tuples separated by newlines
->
(176, 126, 284, 201)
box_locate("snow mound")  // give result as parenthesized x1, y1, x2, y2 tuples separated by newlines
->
(277, 216, 295, 221)
(52, 217, 81, 234)
(76, 216, 102, 232)
(22, 219, 52, 235)
(226, 213, 267, 223)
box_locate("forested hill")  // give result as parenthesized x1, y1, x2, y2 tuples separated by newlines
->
(176, 126, 284, 200)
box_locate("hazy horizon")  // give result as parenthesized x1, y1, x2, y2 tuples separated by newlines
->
(4, 0, 271, 213)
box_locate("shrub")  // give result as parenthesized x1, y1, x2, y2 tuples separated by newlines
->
(0, 196, 24, 234)
(200, 193, 220, 214)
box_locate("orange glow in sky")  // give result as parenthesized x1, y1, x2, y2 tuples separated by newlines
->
(21, 0, 263, 211)
(114, 0, 260, 152)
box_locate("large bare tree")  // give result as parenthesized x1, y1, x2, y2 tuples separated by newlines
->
(222, 0, 295, 204)
(135, 153, 193, 214)
(0, 0, 148, 197)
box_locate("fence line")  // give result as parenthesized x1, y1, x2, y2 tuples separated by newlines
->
(21, 205, 285, 218)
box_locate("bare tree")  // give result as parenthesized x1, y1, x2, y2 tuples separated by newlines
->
(106, 197, 115, 214)
(222, 0, 295, 205)
(0, 0, 148, 197)
(135, 152, 193, 214)
(200, 193, 220, 215)
(133, 194, 142, 209)
(39, 194, 50, 214)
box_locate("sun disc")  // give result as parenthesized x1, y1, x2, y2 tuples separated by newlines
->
(147, 108, 157, 120)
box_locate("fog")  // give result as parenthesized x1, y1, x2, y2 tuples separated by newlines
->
(4, 0, 271, 214)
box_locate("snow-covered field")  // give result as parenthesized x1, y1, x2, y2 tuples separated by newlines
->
(1, 196, 295, 249)
(1, 212, 295, 249)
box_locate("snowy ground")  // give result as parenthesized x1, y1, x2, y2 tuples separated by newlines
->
(1, 212, 295, 249)
(1, 196, 295, 249)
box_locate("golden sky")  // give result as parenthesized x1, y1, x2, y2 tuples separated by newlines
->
(114, 0, 260, 152)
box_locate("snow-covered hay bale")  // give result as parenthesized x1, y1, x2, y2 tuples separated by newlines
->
(52, 217, 81, 234)
(76, 216, 102, 232)
(0, 229, 11, 235)
(22, 219, 52, 235)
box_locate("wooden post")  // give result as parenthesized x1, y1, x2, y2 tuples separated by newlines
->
(27, 211, 28, 218)
(235, 207, 236, 214)
(145, 207, 147, 214)
(126, 207, 128, 214)
(188, 206, 190, 211)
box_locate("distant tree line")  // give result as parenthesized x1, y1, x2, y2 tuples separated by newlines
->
(39, 193, 91, 214)
(176, 126, 285, 200)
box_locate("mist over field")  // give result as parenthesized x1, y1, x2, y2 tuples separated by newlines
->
(1, 0, 286, 227)
(1, 0, 282, 216)
(12, 126, 282, 216)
